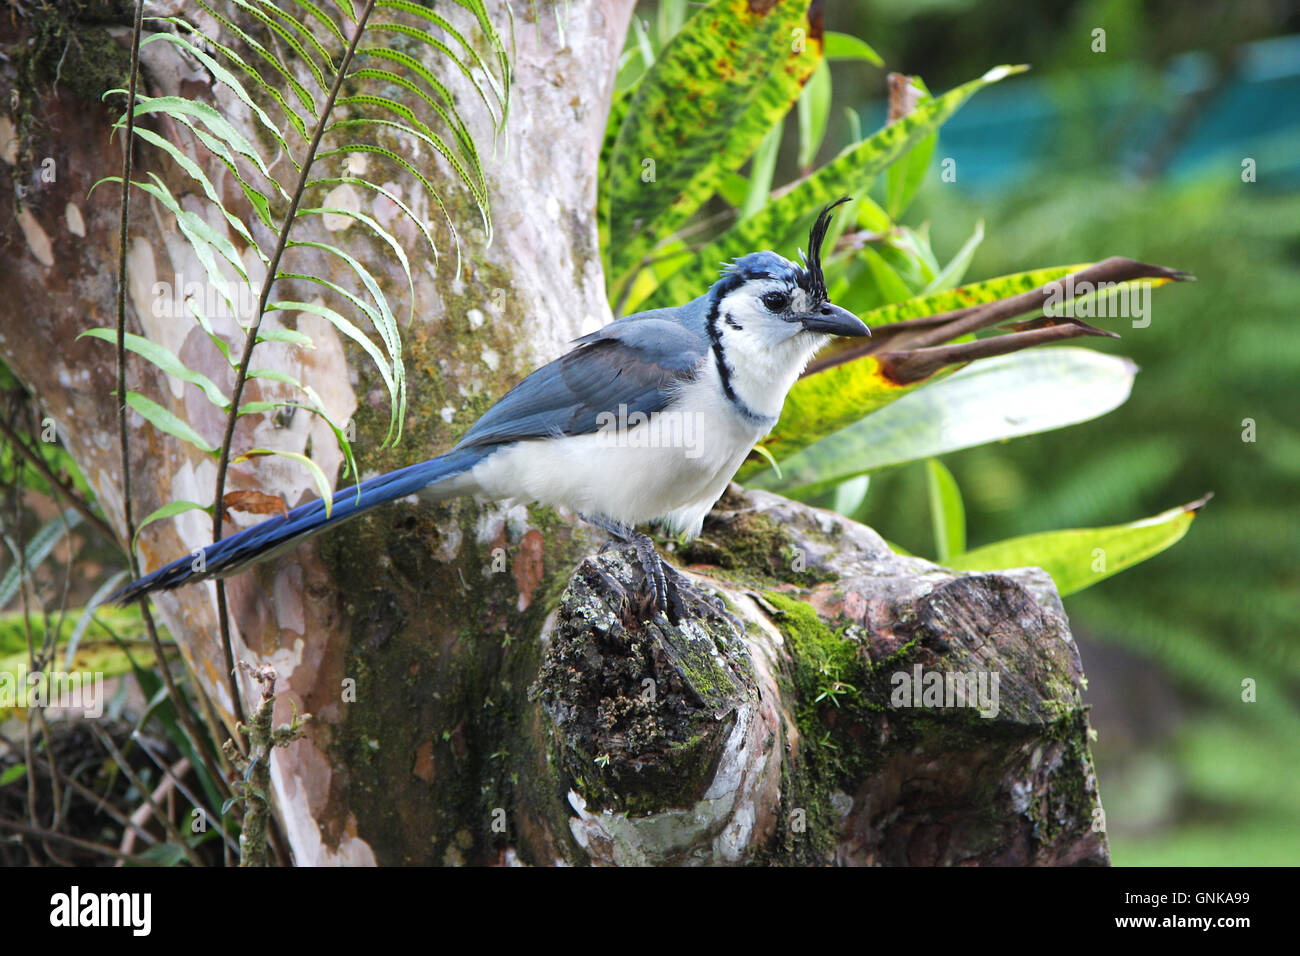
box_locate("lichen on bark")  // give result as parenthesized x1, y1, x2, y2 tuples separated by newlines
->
(528, 487, 1109, 866)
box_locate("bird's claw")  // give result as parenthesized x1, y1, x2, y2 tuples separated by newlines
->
(632, 534, 684, 624)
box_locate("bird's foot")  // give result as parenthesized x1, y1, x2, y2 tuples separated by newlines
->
(580, 513, 686, 624)
(630, 531, 685, 624)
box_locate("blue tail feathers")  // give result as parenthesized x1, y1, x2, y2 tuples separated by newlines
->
(110, 447, 487, 604)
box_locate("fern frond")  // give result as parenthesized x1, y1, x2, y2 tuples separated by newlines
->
(142, 30, 300, 166)
(314, 143, 462, 258)
(127, 126, 265, 257)
(155, 17, 310, 142)
(243, 0, 339, 81)
(306, 175, 438, 259)
(79, 330, 231, 410)
(324, 113, 488, 222)
(89, 0, 511, 676)
(194, 0, 320, 118)
(295, 204, 416, 321)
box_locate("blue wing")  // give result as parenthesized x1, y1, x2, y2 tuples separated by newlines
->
(455, 308, 710, 449)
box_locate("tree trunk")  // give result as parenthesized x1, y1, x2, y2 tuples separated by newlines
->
(0, 0, 1107, 865)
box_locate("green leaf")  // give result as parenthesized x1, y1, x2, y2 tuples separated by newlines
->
(0, 606, 162, 720)
(831, 473, 870, 518)
(925, 458, 965, 562)
(62, 571, 129, 670)
(923, 219, 984, 295)
(797, 60, 832, 170)
(233, 449, 333, 518)
(346, 66, 481, 177)
(79, 329, 230, 410)
(228, 0, 332, 92)
(861, 246, 914, 304)
(606, 0, 822, 283)
(753, 348, 1138, 494)
(0, 605, 159, 658)
(948, 496, 1212, 596)
(141, 29, 297, 166)
(257, 327, 315, 348)
(631, 13, 656, 69)
(266, 300, 398, 434)
(132, 501, 212, 553)
(124, 124, 266, 259)
(367, 20, 504, 131)
(884, 76, 935, 220)
(718, 170, 753, 210)
(0, 508, 82, 609)
(281, 238, 405, 442)
(824, 32, 883, 65)
(129, 174, 248, 320)
(327, 109, 486, 213)
(184, 296, 235, 368)
(281, 0, 347, 46)
(844, 105, 862, 143)
(740, 121, 782, 220)
(0, 763, 26, 786)
(154, 15, 309, 140)
(129, 93, 282, 193)
(737, 352, 934, 483)
(126, 392, 218, 456)
(315, 143, 461, 267)
(377, 0, 509, 119)
(296, 203, 415, 321)
(238, 397, 359, 487)
(194, 0, 318, 119)
(635, 65, 1027, 311)
(137, 842, 189, 867)
(308, 176, 437, 260)
(249, 367, 303, 387)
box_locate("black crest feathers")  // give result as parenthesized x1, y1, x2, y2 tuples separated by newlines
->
(802, 196, 851, 304)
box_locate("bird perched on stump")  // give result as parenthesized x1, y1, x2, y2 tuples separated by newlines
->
(112, 198, 870, 620)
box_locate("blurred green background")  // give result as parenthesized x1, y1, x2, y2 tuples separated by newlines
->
(800, 0, 1300, 864)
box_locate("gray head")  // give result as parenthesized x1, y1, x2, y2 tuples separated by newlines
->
(709, 198, 869, 341)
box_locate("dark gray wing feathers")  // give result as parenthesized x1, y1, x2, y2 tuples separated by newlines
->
(454, 316, 709, 450)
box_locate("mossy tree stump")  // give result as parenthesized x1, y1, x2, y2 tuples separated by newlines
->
(523, 487, 1109, 866)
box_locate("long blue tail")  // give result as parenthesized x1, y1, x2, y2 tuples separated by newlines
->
(111, 447, 487, 604)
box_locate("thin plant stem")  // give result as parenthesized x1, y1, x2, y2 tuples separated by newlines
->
(110, 0, 236, 811)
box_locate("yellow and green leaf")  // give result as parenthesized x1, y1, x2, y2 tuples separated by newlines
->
(947, 496, 1211, 596)
(634, 65, 1027, 312)
(736, 353, 942, 481)
(606, 0, 823, 286)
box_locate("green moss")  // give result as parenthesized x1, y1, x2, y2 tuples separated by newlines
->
(7, 0, 134, 185)
(678, 508, 836, 587)
(13, 1, 134, 100)
(320, 489, 590, 864)
(753, 590, 892, 863)
(532, 557, 753, 820)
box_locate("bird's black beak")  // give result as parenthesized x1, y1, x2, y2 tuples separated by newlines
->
(800, 302, 871, 337)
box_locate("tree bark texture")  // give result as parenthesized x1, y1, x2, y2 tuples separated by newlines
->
(0, 0, 1108, 865)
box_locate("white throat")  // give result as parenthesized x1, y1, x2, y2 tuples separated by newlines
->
(710, 305, 826, 425)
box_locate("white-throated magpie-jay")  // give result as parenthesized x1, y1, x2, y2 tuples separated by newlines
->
(111, 199, 869, 618)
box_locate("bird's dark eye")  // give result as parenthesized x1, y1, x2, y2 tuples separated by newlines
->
(761, 291, 790, 313)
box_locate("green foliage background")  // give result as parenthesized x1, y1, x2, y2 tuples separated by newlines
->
(817, 0, 1300, 864)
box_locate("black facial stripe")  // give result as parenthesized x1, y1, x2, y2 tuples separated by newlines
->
(725, 314, 744, 331)
(706, 295, 775, 428)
